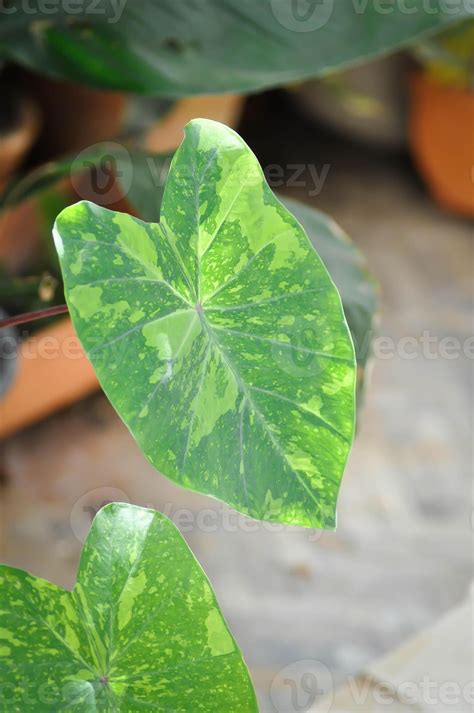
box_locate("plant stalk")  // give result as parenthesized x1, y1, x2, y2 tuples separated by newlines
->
(0, 304, 69, 330)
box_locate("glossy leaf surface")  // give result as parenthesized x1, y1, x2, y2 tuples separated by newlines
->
(54, 119, 356, 528)
(280, 196, 378, 395)
(0, 503, 257, 711)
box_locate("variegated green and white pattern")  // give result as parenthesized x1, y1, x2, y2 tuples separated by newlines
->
(0, 503, 258, 711)
(54, 119, 356, 529)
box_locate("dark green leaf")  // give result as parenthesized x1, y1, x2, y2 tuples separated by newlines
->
(0, 1, 467, 95)
(0, 144, 171, 214)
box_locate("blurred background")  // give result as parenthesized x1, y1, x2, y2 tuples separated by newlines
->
(0, 6, 472, 712)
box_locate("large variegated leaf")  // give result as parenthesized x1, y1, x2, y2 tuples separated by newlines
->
(54, 119, 355, 529)
(280, 196, 378, 402)
(0, 146, 377, 387)
(0, 503, 257, 711)
(0, 2, 468, 95)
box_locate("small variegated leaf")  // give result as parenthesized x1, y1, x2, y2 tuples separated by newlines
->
(54, 119, 356, 529)
(0, 503, 258, 711)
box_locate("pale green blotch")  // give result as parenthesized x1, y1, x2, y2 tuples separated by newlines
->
(205, 609, 234, 657)
(106, 300, 129, 322)
(322, 369, 353, 396)
(149, 364, 171, 385)
(112, 212, 161, 278)
(302, 394, 323, 416)
(263, 490, 284, 518)
(143, 310, 199, 363)
(198, 152, 255, 256)
(286, 451, 323, 485)
(129, 309, 145, 324)
(269, 227, 307, 271)
(190, 352, 238, 449)
(196, 119, 247, 162)
(69, 285, 103, 319)
(70, 252, 83, 275)
(117, 570, 147, 631)
(59, 592, 81, 627)
(252, 288, 272, 302)
(62, 625, 81, 653)
(0, 629, 21, 646)
(144, 330, 172, 362)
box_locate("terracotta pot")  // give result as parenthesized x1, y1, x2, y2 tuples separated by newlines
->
(0, 318, 98, 440)
(0, 93, 245, 438)
(18, 72, 127, 160)
(145, 94, 243, 152)
(409, 73, 474, 219)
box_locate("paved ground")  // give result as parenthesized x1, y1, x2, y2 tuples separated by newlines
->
(1, 94, 472, 711)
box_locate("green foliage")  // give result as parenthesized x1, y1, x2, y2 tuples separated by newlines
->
(280, 197, 378, 400)
(0, 503, 258, 711)
(54, 119, 356, 529)
(0, 2, 467, 95)
(0, 143, 377, 395)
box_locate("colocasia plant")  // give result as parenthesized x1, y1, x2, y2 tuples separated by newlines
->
(0, 2, 469, 706)
(0, 119, 358, 709)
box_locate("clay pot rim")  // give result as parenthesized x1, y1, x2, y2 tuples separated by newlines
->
(410, 68, 474, 98)
(0, 94, 41, 154)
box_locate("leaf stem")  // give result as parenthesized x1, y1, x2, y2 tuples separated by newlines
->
(0, 304, 69, 330)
